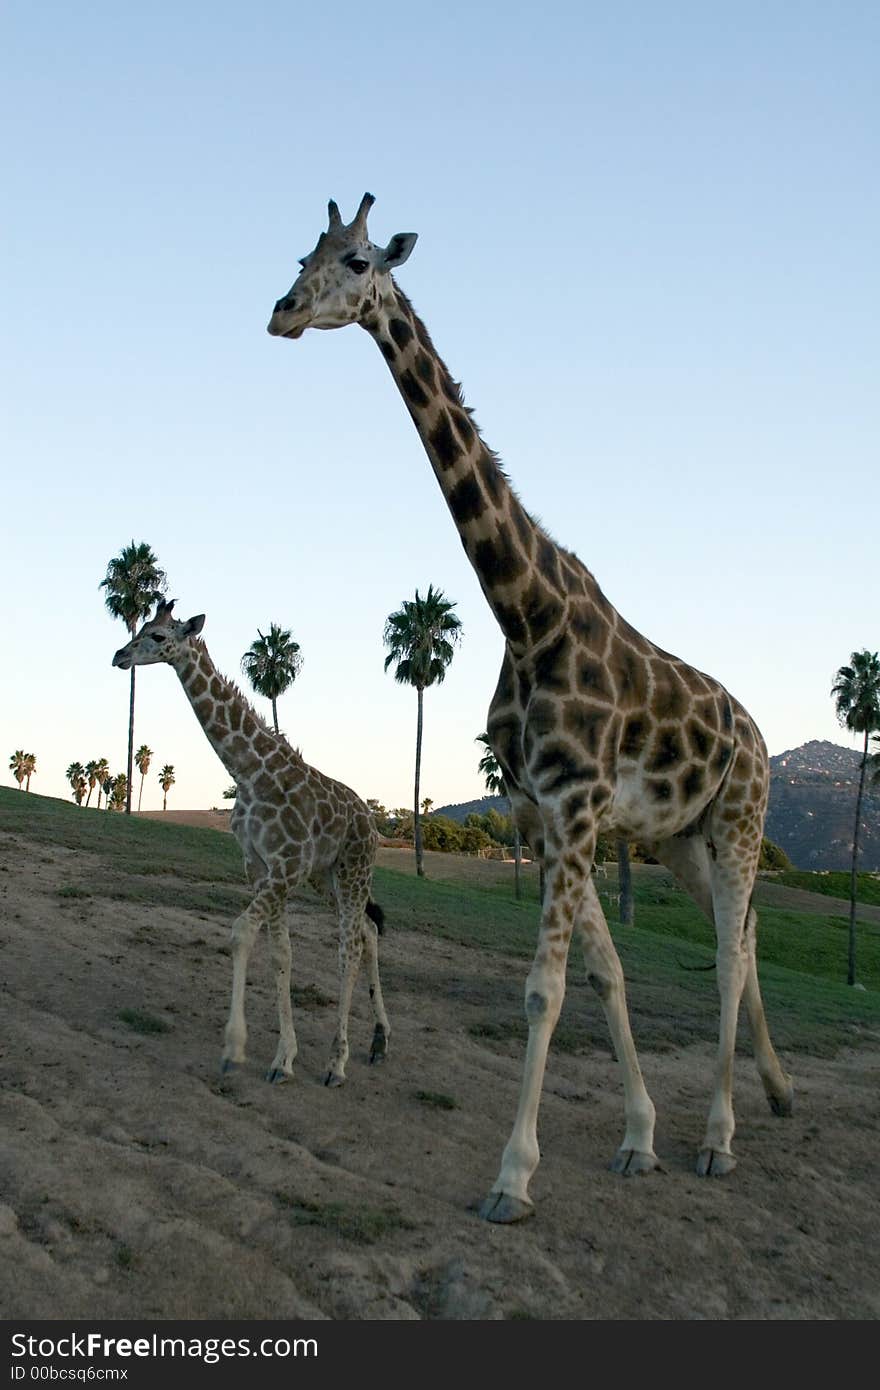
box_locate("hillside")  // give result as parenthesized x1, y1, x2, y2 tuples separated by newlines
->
(439, 741, 880, 871)
(766, 740, 880, 871)
(434, 795, 509, 823)
(1, 786, 879, 1321)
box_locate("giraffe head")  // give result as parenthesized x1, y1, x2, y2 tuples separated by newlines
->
(112, 600, 206, 670)
(267, 193, 417, 340)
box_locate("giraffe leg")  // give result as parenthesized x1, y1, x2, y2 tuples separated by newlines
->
(265, 907, 297, 1083)
(656, 835, 793, 1122)
(696, 835, 770, 1177)
(480, 830, 585, 1224)
(741, 905, 793, 1116)
(362, 916, 391, 1065)
(221, 884, 285, 1075)
(325, 910, 364, 1087)
(576, 879, 659, 1175)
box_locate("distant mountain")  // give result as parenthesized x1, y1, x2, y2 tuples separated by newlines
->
(766, 739, 879, 871)
(437, 741, 880, 871)
(434, 795, 509, 823)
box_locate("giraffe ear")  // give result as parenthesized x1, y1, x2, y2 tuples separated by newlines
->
(184, 614, 206, 636)
(378, 232, 417, 270)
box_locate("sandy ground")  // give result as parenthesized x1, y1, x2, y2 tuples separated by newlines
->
(1, 817, 879, 1320)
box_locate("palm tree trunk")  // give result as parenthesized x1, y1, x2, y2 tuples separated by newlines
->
(847, 732, 869, 986)
(125, 660, 136, 815)
(271, 696, 279, 734)
(163, 789, 168, 812)
(414, 686, 425, 877)
(617, 840, 634, 926)
(138, 773, 145, 813)
(514, 828, 522, 900)
(85, 788, 92, 808)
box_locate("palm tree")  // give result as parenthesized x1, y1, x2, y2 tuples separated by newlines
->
(101, 776, 115, 811)
(476, 730, 523, 899)
(93, 758, 110, 810)
(135, 744, 153, 812)
(23, 753, 36, 792)
(109, 773, 127, 811)
(66, 761, 87, 806)
(240, 623, 303, 734)
(99, 541, 167, 814)
(831, 649, 880, 986)
(159, 764, 176, 811)
(384, 585, 462, 877)
(84, 760, 100, 808)
(9, 750, 27, 790)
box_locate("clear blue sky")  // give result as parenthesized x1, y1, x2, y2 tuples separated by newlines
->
(2, 2, 877, 812)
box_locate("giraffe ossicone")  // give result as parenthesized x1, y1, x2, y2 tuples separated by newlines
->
(112, 598, 390, 1087)
(268, 195, 793, 1221)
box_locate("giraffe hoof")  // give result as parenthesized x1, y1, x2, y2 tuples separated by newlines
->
(220, 1059, 243, 1075)
(696, 1148, 737, 1177)
(610, 1148, 662, 1176)
(768, 1082, 794, 1117)
(265, 1067, 293, 1084)
(324, 1070, 346, 1088)
(478, 1192, 535, 1224)
(369, 1027, 388, 1064)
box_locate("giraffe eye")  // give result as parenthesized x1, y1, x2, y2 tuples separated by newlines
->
(347, 258, 369, 275)
(152, 633, 167, 643)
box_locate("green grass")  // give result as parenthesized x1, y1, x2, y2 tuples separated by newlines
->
(413, 1089, 457, 1110)
(4, 785, 879, 1059)
(775, 868, 880, 907)
(373, 858, 880, 1056)
(117, 1008, 172, 1035)
(275, 1195, 414, 1244)
(625, 877, 880, 988)
(0, 787, 245, 884)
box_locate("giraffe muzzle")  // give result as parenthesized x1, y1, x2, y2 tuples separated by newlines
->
(112, 649, 133, 670)
(267, 295, 309, 339)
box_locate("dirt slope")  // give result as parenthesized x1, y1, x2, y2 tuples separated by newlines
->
(1, 828, 879, 1320)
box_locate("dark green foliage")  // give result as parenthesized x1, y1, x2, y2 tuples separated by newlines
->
(759, 837, 792, 870)
(464, 808, 518, 847)
(421, 814, 493, 855)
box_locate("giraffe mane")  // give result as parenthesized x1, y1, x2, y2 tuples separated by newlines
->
(392, 284, 589, 578)
(189, 638, 305, 764)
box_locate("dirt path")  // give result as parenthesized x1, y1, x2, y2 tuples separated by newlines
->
(1, 830, 878, 1319)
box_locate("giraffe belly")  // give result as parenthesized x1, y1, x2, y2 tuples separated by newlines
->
(604, 765, 713, 842)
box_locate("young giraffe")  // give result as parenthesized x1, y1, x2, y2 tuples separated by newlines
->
(112, 599, 390, 1087)
(266, 195, 793, 1222)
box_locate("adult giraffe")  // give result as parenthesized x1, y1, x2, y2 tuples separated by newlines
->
(267, 194, 792, 1223)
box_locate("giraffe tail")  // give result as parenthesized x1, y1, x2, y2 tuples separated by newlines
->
(366, 899, 386, 935)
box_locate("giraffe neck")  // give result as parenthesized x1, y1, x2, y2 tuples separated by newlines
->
(171, 640, 275, 780)
(363, 284, 575, 651)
